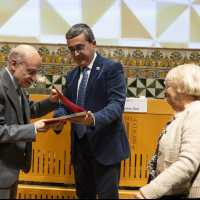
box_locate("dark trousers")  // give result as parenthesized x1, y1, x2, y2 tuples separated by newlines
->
(0, 179, 18, 199)
(73, 133, 121, 199)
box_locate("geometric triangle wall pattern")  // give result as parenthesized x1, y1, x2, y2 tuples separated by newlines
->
(82, 0, 116, 28)
(121, 0, 153, 39)
(0, 0, 200, 47)
(157, 2, 189, 38)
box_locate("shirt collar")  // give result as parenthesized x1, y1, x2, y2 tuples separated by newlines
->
(5, 67, 19, 89)
(81, 52, 97, 71)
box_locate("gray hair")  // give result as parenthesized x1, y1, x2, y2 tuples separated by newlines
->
(66, 23, 95, 43)
(7, 48, 24, 66)
(165, 63, 200, 96)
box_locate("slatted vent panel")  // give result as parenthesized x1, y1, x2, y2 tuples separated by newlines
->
(19, 96, 173, 187)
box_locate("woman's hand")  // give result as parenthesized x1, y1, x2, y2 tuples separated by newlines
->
(133, 192, 145, 199)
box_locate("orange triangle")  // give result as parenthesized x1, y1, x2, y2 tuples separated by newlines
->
(40, 0, 71, 35)
(158, 42, 188, 48)
(0, 36, 39, 43)
(121, 0, 152, 39)
(82, 0, 116, 28)
(192, 0, 200, 4)
(0, 0, 28, 28)
(157, 3, 188, 38)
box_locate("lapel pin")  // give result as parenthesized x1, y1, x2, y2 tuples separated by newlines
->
(96, 67, 100, 71)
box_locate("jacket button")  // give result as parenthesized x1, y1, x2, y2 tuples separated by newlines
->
(157, 169, 161, 174)
(165, 130, 167, 134)
(158, 150, 162, 154)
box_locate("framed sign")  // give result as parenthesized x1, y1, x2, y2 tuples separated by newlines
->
(125, 98, 147, 113)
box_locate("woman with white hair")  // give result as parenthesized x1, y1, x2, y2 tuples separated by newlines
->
(134, 64, 200, 199)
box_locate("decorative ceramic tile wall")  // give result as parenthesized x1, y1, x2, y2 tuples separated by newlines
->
(1, 42, 200, 99)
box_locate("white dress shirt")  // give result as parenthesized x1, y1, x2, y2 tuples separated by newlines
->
(6, 68, 20, 93)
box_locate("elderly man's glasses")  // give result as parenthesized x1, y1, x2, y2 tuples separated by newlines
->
(68, 44, 89, 55)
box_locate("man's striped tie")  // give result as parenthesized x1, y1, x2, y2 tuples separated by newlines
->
(76, 67, 88, 139)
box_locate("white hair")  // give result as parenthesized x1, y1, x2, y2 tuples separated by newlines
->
(165, 63, 200, 96)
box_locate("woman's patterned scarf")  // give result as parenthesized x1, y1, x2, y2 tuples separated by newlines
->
(148, 120, 173, 180)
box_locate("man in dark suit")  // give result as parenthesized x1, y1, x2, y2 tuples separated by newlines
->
(53, 23, 131, 199)
(0, 45, 61, 199)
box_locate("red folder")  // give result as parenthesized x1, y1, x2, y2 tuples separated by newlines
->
(43, 85, 86, 123)
(53, 85, 85, 113)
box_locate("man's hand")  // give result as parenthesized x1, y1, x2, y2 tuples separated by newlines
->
(49, 89, 60, 103)
(66, 111, 94, 126)
(133, 192, 145, 199)
(52, 122, 65, 131)
(34, 120, 61, 132)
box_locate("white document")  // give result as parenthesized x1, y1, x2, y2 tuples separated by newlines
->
(124, 98, 147, 113)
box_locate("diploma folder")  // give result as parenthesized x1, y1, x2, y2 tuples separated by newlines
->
(43, 85, 86, 123)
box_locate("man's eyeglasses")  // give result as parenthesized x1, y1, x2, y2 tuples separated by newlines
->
(68, 44, 89, 55)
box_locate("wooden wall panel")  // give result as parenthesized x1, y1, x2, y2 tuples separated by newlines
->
(19, 96, 175, 187)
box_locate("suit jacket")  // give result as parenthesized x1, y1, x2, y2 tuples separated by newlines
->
(53, 52, 131, 166)
(0, 67, 57, 188)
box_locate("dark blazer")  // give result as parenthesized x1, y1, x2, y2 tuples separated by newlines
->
(0, 67, 57, 188)
(53, 52, 131, 166)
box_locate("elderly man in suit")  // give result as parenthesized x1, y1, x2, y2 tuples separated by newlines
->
(0, 45, 61, 199)
(53, 23, 131, 199)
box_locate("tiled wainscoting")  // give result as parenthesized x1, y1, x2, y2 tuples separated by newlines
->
(1, 42, 200, 99)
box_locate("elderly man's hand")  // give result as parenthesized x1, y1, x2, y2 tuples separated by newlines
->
(35, 120, 61, 133)
(133, 192, 145, 199)
(49, 89, 60, 103)
(66, 111, 94, 126)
